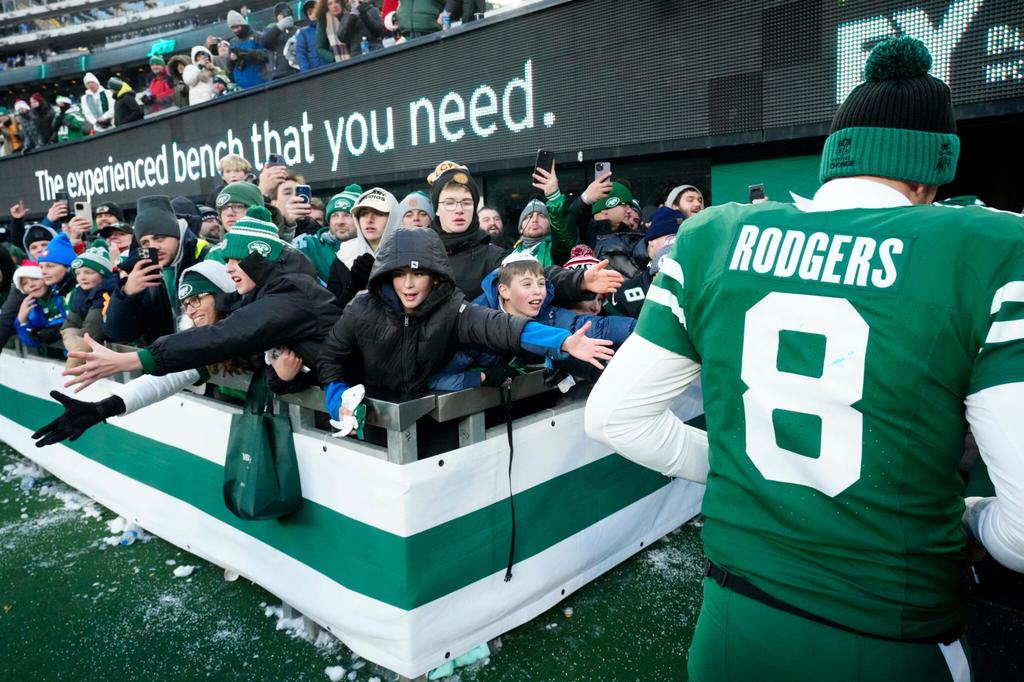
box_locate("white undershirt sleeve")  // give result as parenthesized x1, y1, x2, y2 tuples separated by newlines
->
(585, 334, 708, 483)
(963, 382, 1024, 572)
(109, 369, 203, 416)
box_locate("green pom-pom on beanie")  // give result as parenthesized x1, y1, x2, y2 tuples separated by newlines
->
(864, 35, 932, 81)
(245, 205, 273, 223)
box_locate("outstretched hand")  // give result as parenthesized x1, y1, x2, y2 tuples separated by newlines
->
(561, 321, 615, 369)
(582, 259, 624, 294)
(62, 334, 143, 393)
(32, 391, 126, 447)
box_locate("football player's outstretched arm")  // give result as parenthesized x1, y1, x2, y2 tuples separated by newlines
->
(585, 334, 709, 483)
(964, 383, 1024, 572)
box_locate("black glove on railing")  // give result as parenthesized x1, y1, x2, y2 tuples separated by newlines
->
(32, 391, 127, 447)
(482, 363, 519, 388)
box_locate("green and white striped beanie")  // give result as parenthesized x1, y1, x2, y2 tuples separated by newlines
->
(220, 206, 286, 261)
(71, 238, 113, 278)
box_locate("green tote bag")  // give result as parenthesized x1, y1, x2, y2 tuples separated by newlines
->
(222, 369, 303, 520)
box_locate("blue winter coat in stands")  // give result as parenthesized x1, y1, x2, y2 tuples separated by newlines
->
(295, 22, 327, 71)
(230, 30, 270, 88)
(14, 292, 67, 348)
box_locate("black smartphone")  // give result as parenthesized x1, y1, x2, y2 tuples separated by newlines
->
(594, 161, 611, 177)
(266, 153, 286, 167)
(137, 247, 160, 264)
(748, 183, 767, 203)
(54, 191, 70, 212)
(535, 149, 555, 173)
(295, 184, 311, 203)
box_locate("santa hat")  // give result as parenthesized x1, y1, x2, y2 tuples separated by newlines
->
(12, 260, 43, 293)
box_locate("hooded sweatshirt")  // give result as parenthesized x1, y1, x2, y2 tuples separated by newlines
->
(317, 228, 571, 417)
(327, 188, 401, 307)
(111, 81, 144, 126)
(182, 46, 219, 105)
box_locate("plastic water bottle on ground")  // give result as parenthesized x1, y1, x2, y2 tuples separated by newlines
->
(360, 36, 369, 55)
(441, 10, 451, 30)
(19, 475, 34, 493)
(119, 522, 140, 546)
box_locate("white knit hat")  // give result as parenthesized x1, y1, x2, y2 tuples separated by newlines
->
(226, 9, 246, 28)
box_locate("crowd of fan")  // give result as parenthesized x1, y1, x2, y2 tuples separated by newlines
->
(0, 1, 495, 156)
(0, 151, 705, 444)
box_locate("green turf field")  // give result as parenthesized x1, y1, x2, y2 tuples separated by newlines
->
(0, 443, 705, 681)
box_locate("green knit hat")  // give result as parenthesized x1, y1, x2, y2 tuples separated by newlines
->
(220, 206, 286, 261)
(820, 36, 959, 186)
(149, 55, 166, 66)
(592, 182, 633, 215)
(71, 238, 113, 278)
(325, 184, 363, 221)
(215, 181, 264, 211)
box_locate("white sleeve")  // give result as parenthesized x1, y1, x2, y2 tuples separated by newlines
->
(109, 369, 202, 415)
(964, 382, 1024, 572)
(585, 334, 708, 483)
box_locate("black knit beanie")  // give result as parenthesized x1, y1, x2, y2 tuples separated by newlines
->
(134, 196, 181, 241)
(820, 36, 959, 186)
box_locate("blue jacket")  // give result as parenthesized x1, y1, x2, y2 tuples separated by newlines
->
(14, 293, 67, 348)
(475, 269, 635, 344)
(230, 30, 270, 88)
(295, 22, 326, 71)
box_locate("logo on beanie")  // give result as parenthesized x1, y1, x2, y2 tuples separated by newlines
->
(410, 260, 419, 269)
(97, 205, 110, 213)
(71, 258, 83, 269)
(830, 137, 855, 169)
(178, 283, 193, 299)
(215, 193, 229, 207)
(248, 241, 272, 257)
(936, 141, 953, 173)
(605, 198, 622, 209)
(452, 172, 469, 185)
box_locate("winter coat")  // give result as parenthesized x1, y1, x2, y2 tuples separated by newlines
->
(262, 23, 299, 79)
(337, 5, 385, 55)
(166, 55, 192, 108)
(112, 83, 144, 126)
(431, 226, 507, 300)
(292, 226, 342, 282)
(182, 53, 220, 105)
(317, 228, 570, 409)
(29, 104, 60, 146)
(60, 276, 118, 341)
(81, 85, 115, 130)
(15, 113, 36, 152)
(230, 27, 272, 88)
(138, 249, 341, 389)
(0, 117, 23, 154)
(590, 225, 648, 279)
(146, 70, 176, 111)
(103, 223, 210, 345)
(55, 106, 87, 142)
(604, 267, 654, 318)
(0, 288, 25, 352)
(14, 292, 67, 347)
(395, 0, 444, 38)
(295, 22, 327, 71)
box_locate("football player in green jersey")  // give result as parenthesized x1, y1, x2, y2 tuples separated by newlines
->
(587, 36, 1024, 682)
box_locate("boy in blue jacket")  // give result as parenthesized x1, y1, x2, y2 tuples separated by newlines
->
(428, 252, 636, 391)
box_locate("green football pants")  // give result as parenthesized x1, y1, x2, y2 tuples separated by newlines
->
(688, 579, 971, 682)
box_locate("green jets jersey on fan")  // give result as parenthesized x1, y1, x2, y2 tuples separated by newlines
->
(636, 198, 1024, 640)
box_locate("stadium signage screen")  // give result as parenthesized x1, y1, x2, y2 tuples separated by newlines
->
(2, 0, 1021, 206)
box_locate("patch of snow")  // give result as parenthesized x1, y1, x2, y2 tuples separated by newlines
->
(325, 666, 346, 681)
(172, 565, 194, 578)
(106, 516, 126, 534)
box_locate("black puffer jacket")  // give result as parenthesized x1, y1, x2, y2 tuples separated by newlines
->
(431, 226, 506, 299)
(104, 223, 210, 345)
(317, 228, 529, 397)
(140, 249, 341, 386)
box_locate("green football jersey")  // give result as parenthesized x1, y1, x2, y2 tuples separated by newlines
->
(636, 199, 1024, 640)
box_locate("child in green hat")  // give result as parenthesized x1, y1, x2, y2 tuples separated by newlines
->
(61, 238, 117, 357)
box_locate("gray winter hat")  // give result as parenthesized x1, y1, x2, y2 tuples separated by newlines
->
(227, 9, 246, 28)
(518, 198, 549, 231)
(135, 196, 181, 241)
(397, 192, 435, 222)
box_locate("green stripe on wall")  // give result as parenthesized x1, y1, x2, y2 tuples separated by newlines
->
(1, 384, 671, 611)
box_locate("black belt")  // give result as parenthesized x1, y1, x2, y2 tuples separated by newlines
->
(705, 560, 961, 645)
